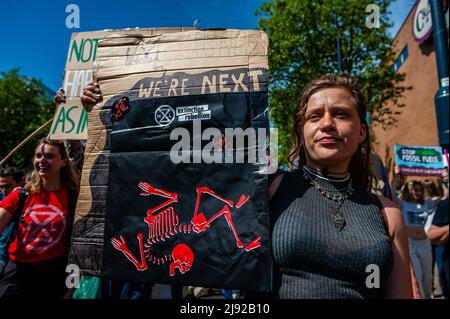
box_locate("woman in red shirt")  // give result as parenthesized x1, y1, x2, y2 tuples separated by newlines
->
(0, 138, 79, 299)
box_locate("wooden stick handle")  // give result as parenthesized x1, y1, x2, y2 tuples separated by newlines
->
(0, 118, 53, 166)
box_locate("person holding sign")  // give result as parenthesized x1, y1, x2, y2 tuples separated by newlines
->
(82, 75, 415, 299)
(268, 74, 414, 298)
(0, 139, 79, 298)
(398, 180, 435, 299)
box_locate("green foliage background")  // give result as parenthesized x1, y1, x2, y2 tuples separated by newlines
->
(256, 0, 410, 164)
(0, 69, 54, 169)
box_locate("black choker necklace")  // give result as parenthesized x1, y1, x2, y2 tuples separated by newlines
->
(303, 165, 349, 178)
(303, 165, 350, 182)
(303, 166, 353, 231)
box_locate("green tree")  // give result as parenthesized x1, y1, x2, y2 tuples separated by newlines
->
(257, 0, 410, 164)
(0, 69, 54, 168)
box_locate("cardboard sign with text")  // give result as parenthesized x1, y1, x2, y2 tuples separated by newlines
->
(50, 31, 103, 139)
(68, 28, 271, 292)
(50, 98, 88, 139)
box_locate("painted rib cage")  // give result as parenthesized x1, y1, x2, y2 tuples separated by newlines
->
(111, 181, 261, 276)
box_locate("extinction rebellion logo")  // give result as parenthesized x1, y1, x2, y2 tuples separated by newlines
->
(155, 105, 176, 127)
(155, 104, 211, 127)
(21, 204, 67, 253)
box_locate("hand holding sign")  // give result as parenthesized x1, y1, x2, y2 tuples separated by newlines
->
(54, 88, 67, 105)
(81, 81, 103, 111)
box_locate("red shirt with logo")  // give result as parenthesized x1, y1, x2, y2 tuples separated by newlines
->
(0, 187, 70, 263)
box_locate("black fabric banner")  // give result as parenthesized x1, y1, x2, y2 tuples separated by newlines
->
(102, 78, 271, 292)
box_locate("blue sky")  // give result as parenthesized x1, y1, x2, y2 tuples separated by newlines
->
(0, 0, 415, 92)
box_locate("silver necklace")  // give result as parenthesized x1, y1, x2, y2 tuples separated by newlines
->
(303, 166, 353, 231)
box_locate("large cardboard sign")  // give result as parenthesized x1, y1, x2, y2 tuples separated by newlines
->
(69, 29, 271, 292)
(394, 144, 445, 176)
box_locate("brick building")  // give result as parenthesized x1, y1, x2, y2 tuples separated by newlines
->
(372, 0, 449, 179)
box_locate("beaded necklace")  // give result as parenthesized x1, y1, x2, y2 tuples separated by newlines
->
(303, 165, 353, 231)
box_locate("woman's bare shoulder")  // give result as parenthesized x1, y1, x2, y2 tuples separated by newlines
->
(375, 195, 405, 238)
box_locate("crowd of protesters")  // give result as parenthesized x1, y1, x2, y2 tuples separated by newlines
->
(0, 75, 448, 299)
(390, 165, 449, 299)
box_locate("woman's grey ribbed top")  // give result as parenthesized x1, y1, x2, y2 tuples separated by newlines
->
(270, 168, 393, 299)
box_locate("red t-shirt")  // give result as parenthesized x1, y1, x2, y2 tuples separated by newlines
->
(0, 187, 70, 263)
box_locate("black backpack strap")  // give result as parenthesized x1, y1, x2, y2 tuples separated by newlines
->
(16, 188, 30, 224)
(66, 189, 78, 253)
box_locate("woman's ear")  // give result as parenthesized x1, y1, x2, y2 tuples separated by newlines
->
(359, 123, 367, 144)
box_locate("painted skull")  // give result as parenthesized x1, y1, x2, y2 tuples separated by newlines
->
(171, 243, 194, 273)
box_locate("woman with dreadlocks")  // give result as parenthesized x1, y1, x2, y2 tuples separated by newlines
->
(268, 74, 414, 298)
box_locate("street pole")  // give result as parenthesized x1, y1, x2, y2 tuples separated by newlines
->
(429, 0, 449, 150)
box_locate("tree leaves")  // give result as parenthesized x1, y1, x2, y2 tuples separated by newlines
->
(0, 69, 54, 168)
(256, 0, 410, 164)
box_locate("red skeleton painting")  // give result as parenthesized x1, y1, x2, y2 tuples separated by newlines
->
(111, 181, 262, 277)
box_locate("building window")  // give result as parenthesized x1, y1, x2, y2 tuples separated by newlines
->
(392, 46, 409, 72)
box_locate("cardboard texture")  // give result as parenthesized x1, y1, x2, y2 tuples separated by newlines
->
(69, 28, 270, 291)
(50, 29, 194, 140)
